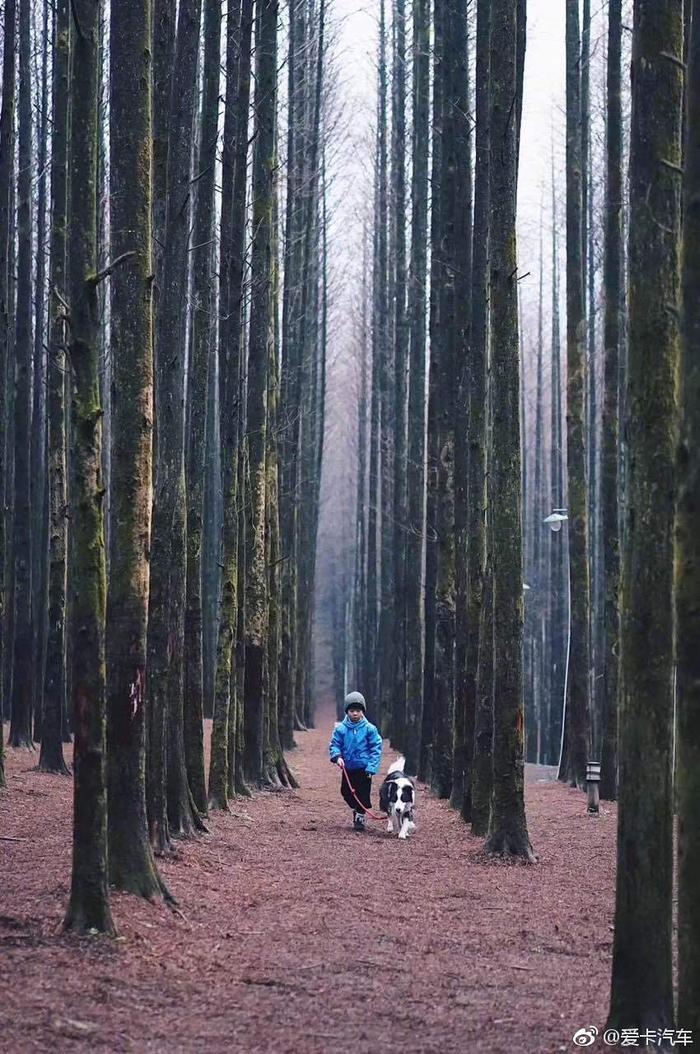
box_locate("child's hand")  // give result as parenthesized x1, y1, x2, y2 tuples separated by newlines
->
(336, 757, 345, 768)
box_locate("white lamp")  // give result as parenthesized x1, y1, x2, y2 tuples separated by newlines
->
(543, 509, 569, 533)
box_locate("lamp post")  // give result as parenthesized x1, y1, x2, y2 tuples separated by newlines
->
(544, 509, 570, 776)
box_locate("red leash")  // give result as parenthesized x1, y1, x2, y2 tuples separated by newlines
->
(340, 765, 385, 822)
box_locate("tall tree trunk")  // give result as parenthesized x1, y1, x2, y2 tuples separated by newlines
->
(484, 0, 534, 863)
(107, 0, 169, 900)
(0, 0, 17, 770)
(31, 0, 51, 743)
(446, 0, 473, 811)
(391, 0, 408, 745)
(561, 0, 590, 790)
(607, 0, 682, 1032)
(466, 0, 490, 825)
(599, 0, 622, 803)
(353, 236, 370, 696)
(209, 0, 253, 809)
(40, 0, 70, 777)
(293, 0, 326, 733)
(429, 0, 458, 800)
(63, 0, 115, 936)
(677, 0, 700, 1031)
(9, 0, 34, 749)
(403, 0, 430, 775)
(147, 0, 204, 849)
(279, 0, 306, 745)
(185, 0, 221, 817)
(152, 0, 175, 281)
(422, 0, 445, 783)
(377, 0, 394, 735)
(243, 0, 277, 785)
(366, 176, 380, 715)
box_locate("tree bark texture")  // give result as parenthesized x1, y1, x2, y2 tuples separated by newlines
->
(465, 0, 490, 823)
(377, 0, 395, 735)
(184, 0, 221, 818)
(484, 0, 534, 863)
(243, 0, 277, 785)
(9, 0, 35, 749)
(443, 0, 472, 811)
(0, 0, 18, 773)
(677, 0, 700, 1031)
(40, 0, 70, 777)
(147, 0, 203, 848)
(422, 0, 445, 784)
(63, 0, 115, 936)
(608, 0, 682, 1032)
(107, 0, 168, 900)
(599, 0, 622, 802)
(404, 0, 430, 775)
(209, 0, 253, 810)
(562, 0, 590, 791)
(391, 0, 408, 745)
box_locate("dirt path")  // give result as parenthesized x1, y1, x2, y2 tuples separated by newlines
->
(0, 712, 616, 1053)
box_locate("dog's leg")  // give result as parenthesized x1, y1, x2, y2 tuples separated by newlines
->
(398, 815, 411, 840)
(386, 816, 394, 833)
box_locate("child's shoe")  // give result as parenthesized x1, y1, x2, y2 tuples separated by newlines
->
(353, 812, 366, 831)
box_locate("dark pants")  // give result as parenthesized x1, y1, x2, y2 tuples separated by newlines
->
(340, 768, 372, 814)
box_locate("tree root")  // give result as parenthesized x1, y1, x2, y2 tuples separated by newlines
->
(276, 756, 299, 789)
(36, 759, 72, 777)
(484, 830, 537, 863)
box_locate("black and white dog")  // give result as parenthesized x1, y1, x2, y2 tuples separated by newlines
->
(379, 756, 416, 840)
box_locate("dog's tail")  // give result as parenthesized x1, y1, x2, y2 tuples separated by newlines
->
(387, 755, 406, 776)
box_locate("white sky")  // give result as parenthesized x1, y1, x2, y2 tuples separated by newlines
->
(326, 0, 569, 335)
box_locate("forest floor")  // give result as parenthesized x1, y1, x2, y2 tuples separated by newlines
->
(0, 710, 617, 1054)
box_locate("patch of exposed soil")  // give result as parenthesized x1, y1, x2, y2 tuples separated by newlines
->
(0, 715, 616, 1053)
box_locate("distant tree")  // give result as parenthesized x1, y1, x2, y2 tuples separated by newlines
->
(676, 0, 700, 1033)
(31, 0, 51, 744)
(9, 0, 34, 749)
(0, 0, 17, 770)
(428, 0, 461, 801)
(243, 0, 277, 784)
(40, 0, 70, 777)
(484, 0, 534, 862)
(185, 0, 221, 818)
(279, 0, 306, 746)
(599, 0, 622, 801)
(607, 0, 682, 1032)
(63, 0, 114, 936)
(443, 0, 472, 810)
(366, 0, 388, 723)
(293, 0, 327, 733)
(422, 0, 443, 783)
(390, 0, 408, 744)
(209, 0, 254, 810)
(561, 0, 590, 790)
(378, 0, 395, 736)
(404, 0, 430, 775)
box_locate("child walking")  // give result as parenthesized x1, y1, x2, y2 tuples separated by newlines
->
(329, 691, 383, 830)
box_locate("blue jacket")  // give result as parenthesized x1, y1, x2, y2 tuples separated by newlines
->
(329, 715, 383, 775)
